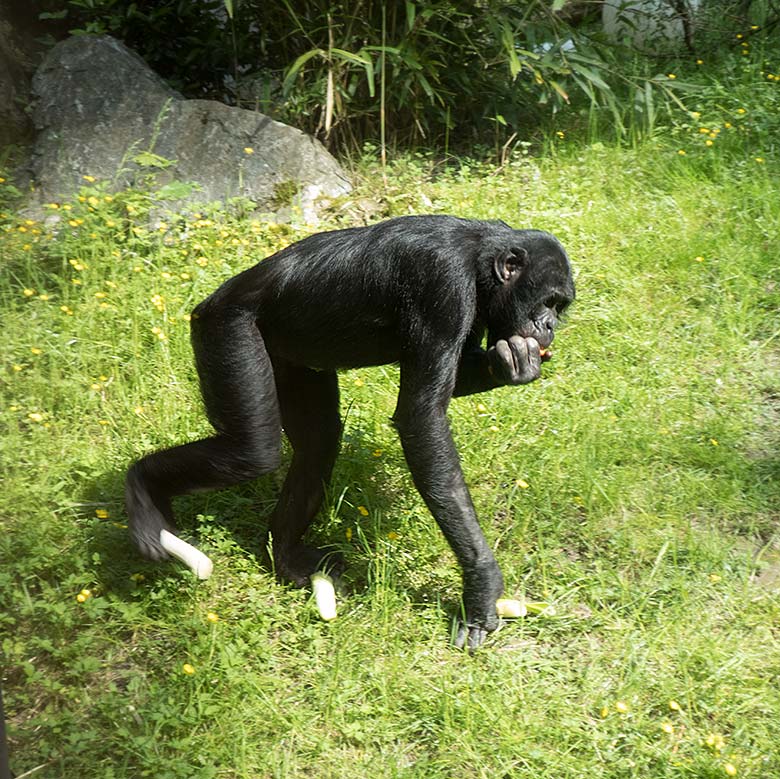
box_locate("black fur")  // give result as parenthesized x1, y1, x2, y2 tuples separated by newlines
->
(126, 215, 574, 650)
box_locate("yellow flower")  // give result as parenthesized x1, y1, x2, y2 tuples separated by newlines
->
(95, 509, 110, 519)
(709, 573, 722, 583)
(489, 425, 500, 432)
(556, 131, 565, 138)
(696, 59, 703, 65)
(387, 532, 400, 541)
(83, 174, 96, 182)
(516, 479, 530, 489)
(669, 700, 681, 711)
(755, 157, 765, 163)
(615, 701, 629, 714)
(698, 127, 710, 134)
(76, 588, 93, 603)
(346, 527, 353, 541)
(23, 288, 35, 297)
(736, 33, 743, 39)
(705, 139, 714, 146)
(710, 438, 719, 446)
(677, 149, 686, 156)
(661, 722, 674, 735)
(358, 505, 369, 516)
(476, 402, 487, 413)
(667, 73, 676, 79)
(39, 294, 50, 301)
(134, 406, 145, 415)
(372, 449, 383, 457)
(353, 377, 364, 387)
(30, 347, 42, 355)
(244, 147, 254, 154)
(724, 763, 737, 776)
(206, 612, 219, 623)
(599, 705, 610, 718)
(706, 733, 726, 751)
(694, 256, 704, 263)
(182, 663, 196, 675)
(736, 108, 746, 114)
(28, 412, 44, 423)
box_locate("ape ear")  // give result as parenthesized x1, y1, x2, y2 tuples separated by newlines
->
(493, 247, 528, 284)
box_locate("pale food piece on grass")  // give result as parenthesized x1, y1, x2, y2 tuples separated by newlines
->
(526, 601, 555, 616)
(311, 572, 337, 621)
(159, 529, 213, 580)
(496, 598, 555, 618)
(495, 598, 527, 618)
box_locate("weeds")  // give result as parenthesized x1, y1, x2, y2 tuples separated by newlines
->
(1, 44, 779, 779)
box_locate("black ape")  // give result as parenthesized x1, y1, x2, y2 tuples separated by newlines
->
(126, 215, 574, 650)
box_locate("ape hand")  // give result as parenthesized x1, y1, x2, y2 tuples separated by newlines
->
(454, 561, 504, 652)
(488, 336, 543, 386)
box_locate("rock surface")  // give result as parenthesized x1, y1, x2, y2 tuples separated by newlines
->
(30, 35, 350, 220)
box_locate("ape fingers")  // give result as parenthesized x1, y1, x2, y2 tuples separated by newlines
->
(488, 336, 542, 386)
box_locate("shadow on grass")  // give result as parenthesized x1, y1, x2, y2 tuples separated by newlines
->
(81, 420, 410, 603)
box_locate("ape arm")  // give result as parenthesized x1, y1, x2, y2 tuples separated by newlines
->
(393, 346, 504, 650)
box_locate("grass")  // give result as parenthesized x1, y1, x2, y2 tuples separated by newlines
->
(2, 98, 779, 777)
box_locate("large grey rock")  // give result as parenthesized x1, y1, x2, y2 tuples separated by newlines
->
(30, 35, 350, 221)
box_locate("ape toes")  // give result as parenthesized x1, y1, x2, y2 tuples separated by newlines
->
(276, 544, 344, 587)
(128, 515, 175, 562)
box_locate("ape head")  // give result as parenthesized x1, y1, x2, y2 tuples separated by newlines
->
(485, 229, 575, 350)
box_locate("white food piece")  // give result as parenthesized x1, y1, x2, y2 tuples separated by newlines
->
(495, 598, 527, 618)
(311, 572, 337, 621)
(159, 529, 213, 580)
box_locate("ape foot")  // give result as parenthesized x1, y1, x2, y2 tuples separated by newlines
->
(125, 467, 175, 561)
(274, 544, 344, 587)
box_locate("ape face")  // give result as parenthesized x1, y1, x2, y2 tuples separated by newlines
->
(486, 230, 575, 350)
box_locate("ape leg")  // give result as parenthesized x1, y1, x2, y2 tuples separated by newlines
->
(126, 305, 282, 560)
(269, 361, 342, 586)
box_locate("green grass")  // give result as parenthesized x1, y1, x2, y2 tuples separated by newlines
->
(2, 131, 779, 777)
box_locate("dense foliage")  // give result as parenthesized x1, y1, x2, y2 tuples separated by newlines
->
(50, 0, 779, 151)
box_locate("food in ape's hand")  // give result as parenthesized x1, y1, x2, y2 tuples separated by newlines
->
(159, 530, 213, 579)
(539, 346, 552, 361)
(311, 571, 337, 621)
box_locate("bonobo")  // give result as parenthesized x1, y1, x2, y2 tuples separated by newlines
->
(126, 215, 574, 650)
